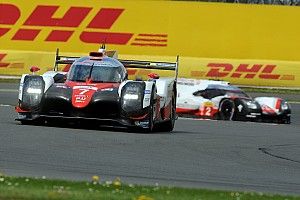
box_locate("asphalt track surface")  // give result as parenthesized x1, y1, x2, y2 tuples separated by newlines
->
(0, 83, 300, 195)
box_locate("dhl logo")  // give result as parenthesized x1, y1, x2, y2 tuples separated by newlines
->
(0, 3, 168, 47)
(0, 53, 24, 69)
(191, 63, 295, 81)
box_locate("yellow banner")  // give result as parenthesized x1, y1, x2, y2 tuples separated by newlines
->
(1, 0, 300, 86)
(0, 50, 55, 75)
(1, 50, 299, 87)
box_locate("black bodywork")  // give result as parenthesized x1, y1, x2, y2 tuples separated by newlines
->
(40, 85, 120, 119)
(17, 50, 179, 131)
(193, 84, 262, 121)
(17, 77, 152, 128)
(193, 84, 291, 123)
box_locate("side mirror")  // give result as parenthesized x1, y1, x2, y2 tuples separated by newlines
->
(30, 66, 40, 74)
(53, 73, 67, 83)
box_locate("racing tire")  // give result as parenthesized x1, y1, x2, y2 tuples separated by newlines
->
(219, 99, 235, 121)
(143, 88, 156, 133)
(285, 116, 291, 124)
(280, 116, 291, 124)
(157, 93, 176, 132)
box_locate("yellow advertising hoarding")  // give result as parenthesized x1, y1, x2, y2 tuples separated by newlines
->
(1, 0, 300, 87)
(1, 50, 299, 87)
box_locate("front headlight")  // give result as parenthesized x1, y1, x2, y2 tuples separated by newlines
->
(281, 101, 289, 110)
(27, 88, 42, 94)
(21, 75, 45, 110)
(246, 101, 258, 109)
(121, 81, 145, 117)
(123, 94, 139, 100)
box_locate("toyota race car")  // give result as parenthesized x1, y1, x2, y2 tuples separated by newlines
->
(15, 47, 179, 132)
(176, 78, 291, 124)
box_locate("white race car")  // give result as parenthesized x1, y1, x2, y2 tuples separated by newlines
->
(176, 78, 291, 124)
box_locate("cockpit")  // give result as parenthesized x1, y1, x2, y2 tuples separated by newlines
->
(67, 61, 125, 83)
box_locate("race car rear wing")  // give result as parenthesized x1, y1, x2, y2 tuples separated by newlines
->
(54, 48, 119, 71)
(54, 48, 179, 80)
(54, 49, 79, 71)
(120, 56, 179, 80)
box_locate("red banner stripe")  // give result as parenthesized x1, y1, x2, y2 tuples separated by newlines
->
(80, 31, 133, 44)
(131, 43, 167, 47)
(138, 34, 167, 37)
(46, 30, 74, 42)
(244, 74, 256, 79)
(12, 29, 40, 40)
(87, 8, 123, 29)
(280, 75, 295, 80)
(134, 38, 167, 42)
(0, 54, 9, 68)
(0, 4, 20, 25)
(0, 28, 10, 37)
(24, 6, 91, 27)
(127, 69, 137, 75)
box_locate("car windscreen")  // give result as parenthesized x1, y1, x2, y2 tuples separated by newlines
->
(67, 64, 122, 83)
(193, 84, 249, 99)
(207, 84, 249, 98)
(224, 90, 249, 98)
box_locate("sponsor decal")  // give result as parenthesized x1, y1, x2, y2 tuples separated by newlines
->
(0, 54, 10, 68)
(72, 86, 97, 107)
(200, 102, 216, 117)
(17, 113, 27, 119)
(131, 34, 168, 47)
(261, 105, 276, 114)
(0, 53, 24, 68)
(237, 104, 243, 112)
(100, 88, 114, 91)
(73, 85, 98, 90)
(199, 103, 218, 117)
(144, 90, 151, 94)
(191, 63, 294, 81)
(0, 3, 168, 47)
(203, 101, 214, 107)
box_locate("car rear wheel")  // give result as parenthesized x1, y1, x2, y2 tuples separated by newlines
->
(285, 116, 291, 124)
(279, 116, 291, 124)
(219, 99, 235, 120)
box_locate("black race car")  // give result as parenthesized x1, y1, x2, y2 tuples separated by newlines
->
(16, 47, 179, 132)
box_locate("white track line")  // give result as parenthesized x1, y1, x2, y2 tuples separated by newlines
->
(178, 117, 214, 121)
(178, 117, 280, 125)
(0, 104, 12, 107)
(288, 101, 300, 104)
(0, 89, 18, 92)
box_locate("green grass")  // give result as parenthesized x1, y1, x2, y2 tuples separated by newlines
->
(0, 175, 299, 200)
